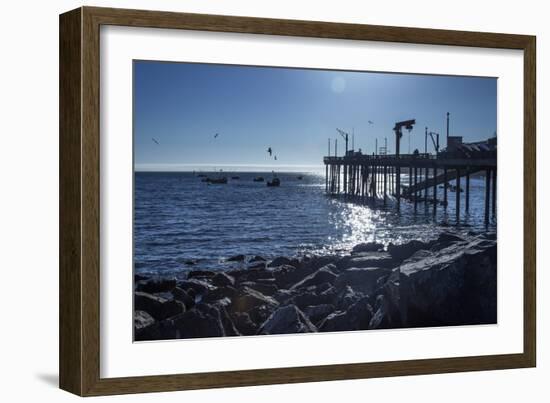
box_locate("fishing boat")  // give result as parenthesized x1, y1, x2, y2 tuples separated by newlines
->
(253, 176, 264, 182)
(267, 177, 280, 187)
(208, 176, 227, 184)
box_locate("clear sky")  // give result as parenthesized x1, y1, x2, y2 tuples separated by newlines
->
(134, 60, 496, 172)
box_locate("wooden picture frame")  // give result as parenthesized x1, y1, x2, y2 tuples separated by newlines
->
(59, 6, 536, 396)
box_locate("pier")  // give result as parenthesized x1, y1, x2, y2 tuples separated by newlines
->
(324, 118, 497, 224)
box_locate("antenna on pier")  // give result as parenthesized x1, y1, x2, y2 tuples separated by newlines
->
(375, 138, 378, 155)
(335, 138, 338, 157)
(352, 127, 355, 151)
(336, 128, 350, 156)
(328, 138, 331, 156)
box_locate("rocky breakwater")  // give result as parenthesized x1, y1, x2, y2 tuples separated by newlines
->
(134, 231, 497, 341)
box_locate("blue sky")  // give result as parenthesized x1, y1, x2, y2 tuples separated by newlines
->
(134, 61, 496, 171)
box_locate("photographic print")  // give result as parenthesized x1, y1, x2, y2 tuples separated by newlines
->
(133, 61, 497, 341)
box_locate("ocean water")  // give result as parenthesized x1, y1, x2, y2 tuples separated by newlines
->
(134, 171, 496, 276)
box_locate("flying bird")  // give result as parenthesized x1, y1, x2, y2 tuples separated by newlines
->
(267, 147, 273, 157)
(214, 133, 219, 138)
(368, 120, 374, 124)
(152, 138, 160, 145)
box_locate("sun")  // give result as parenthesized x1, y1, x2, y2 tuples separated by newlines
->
(331, 76, 346, 93)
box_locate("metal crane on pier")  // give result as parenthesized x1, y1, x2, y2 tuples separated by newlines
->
(393, 119, 415, 157)
(336, 128, 350, 155)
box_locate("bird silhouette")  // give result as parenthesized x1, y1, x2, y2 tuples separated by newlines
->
(368, 120, 374, 124)
(267, 147, 272, 157)
(214, 133, 219, 138)
(152, 138, 160, 145)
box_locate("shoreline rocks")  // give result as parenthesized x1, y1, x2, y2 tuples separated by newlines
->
(134, 230, 497, 341)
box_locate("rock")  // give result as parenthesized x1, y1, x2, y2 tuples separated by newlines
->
(184, 259, 198, 265)
(250, 255, 267, 263)
(268, 256, 293, 267)
(335, 285, 363, 310)
(170, 307, 225, 338)
(369, 294, 402, 329)
(187, 270, 215, 279)
(171, 287, 195, 310)
(232, 312, 258, 336)
(336, 252, 395, 270)
(288, 291, 335, 310)
(399, 236, 497, 327)
(196, 302, 240, 337)
(231, 286, 279, 314)
(352, 242, 384, 254)
(227, 254, 246, 262)
(134, 318, 178, 341)
(387, 240, 429, 262)
(243, 268, 273, 281)
(335, 267, 391, 295)
(319, 297, 373, 332)
(304, 304, 335, 325)
(136, 278, 177, 294)
(134, 310, 155, 333)
(211, 272, 235, 287)
(273, 289, 295, 304)
(258, 305, 317, 335)
(248, 261, 267, 270)
(290, 264, 338, 290)
(134, 292, 185, 320)
(178, 279, 216, 296)
(202, 285, 239, 304)
(241, 281, 278, 296)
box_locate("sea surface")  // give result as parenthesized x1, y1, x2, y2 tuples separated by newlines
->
(134, 171, 496, 276)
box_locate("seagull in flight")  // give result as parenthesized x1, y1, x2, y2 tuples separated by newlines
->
(368, 120, 374, 124)
(152, 138, 160, 145)
(214, 133, 219, 138)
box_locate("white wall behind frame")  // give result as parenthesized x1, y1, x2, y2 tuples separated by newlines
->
(0, 1, 546, 403)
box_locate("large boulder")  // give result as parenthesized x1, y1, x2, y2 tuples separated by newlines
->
(336, 252, 396, 270)
(387, 240, 429, 262)
(258, 305, 317, 335)
(171, 287, 195, 310)
(335, 267, 391, 295)
(226, 254, 246, 262)
(134, 292, 185, 320)
(290, 264, 338, 290)
(400, 237, 497, 327)
(211, 272, 235, 287)
(231, 312, 258, 336)
(134, 310, 156, 340)
(303, 304, 335, 325)
(268, 256, 294, 268)
(170, 306, 225, 338)
(136, 278, 177, 294)
(352, 242, 384, 254)
(201, 285, 239, 304)
(287, 291, 335, 310)
(230, 286, 279, 314)
(196, 302, 240, 337)
(319, 297, 373, 332)
(178, 279, 216, 297)
(240, 281, 278, 296)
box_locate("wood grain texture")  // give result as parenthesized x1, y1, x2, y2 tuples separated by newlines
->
(59, 8, 82, 396)
(59, 6, 537, 396)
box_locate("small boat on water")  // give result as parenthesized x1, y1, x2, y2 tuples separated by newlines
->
(208, 177, 228, 184)
(253, 176, 264, 182)
(297, 175, 303, 180)
(267, 177, 280, 187)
